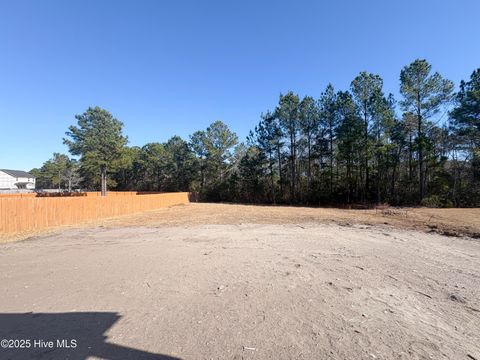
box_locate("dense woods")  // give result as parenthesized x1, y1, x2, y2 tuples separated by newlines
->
(31, 59, 480, 207)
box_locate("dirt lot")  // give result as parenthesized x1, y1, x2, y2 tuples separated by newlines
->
(1, 203, 479, 359)
(100, 203, 480, 239)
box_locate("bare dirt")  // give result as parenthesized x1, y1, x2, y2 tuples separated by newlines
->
(1, 203, 479, 359)
(100, 203, 480, 239)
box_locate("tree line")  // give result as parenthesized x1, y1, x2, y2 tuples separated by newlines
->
(31, 59, 480, 207)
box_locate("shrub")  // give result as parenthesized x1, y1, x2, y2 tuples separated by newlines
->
(421, 195, 441, 208)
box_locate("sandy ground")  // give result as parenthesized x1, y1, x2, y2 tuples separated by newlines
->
(1, 203, 480, 359)
(100, 203, 480, 238)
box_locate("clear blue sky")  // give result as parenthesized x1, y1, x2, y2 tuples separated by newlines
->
(0, 0, 478, 170)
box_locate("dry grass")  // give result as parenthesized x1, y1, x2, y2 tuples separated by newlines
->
(102, 203, 480, 238)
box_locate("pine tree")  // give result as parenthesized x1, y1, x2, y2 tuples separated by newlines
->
(319, 84, 338, 197)
(276, 92, 300, 203)
(399, 59, 453, 201)
(64, 107, 128, 194)
(299, 96, 319, 201)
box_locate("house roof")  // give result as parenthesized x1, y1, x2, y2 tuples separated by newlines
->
(0, 169, 35, 178)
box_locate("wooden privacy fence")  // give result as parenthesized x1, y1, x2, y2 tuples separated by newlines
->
(0, 191, 142, 198)
(0, 192, 189, 235)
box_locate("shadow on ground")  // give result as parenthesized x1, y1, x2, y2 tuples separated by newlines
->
(0, 312, 181, 360)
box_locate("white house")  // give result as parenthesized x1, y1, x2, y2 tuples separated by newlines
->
(0, 169, 36, 190)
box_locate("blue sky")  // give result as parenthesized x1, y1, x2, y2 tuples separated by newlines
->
(0, 0, 478, 170)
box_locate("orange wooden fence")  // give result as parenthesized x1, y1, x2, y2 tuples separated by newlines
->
(0, 191, 140, 198)
(0, 192, 189, 235)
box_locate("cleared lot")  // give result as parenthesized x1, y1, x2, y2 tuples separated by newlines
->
(1, 203, 479, 359)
